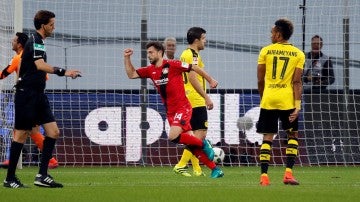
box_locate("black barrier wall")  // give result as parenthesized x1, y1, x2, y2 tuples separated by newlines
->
(303, 90, 360, 165)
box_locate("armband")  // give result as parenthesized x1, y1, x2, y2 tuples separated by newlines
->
(295, 100, 301, 110)
(53, 67, 66, 76)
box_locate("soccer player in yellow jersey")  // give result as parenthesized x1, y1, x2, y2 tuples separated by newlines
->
(257, 18, 305, 186)
(173, 27, 215, 177)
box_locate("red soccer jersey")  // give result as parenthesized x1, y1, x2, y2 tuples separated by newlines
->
(136, 59, 192, 114)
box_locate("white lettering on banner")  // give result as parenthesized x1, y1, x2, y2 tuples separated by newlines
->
(206, 94, 221, 145)
(84, 107, 122, 145)
(125, 107, 163, 161)
(83, 94, 265, 162)
(84, 107, 164, 162)
(224, 94, 240, 144)
(242, 107, 278, 145)
(242, 107, 262, 144)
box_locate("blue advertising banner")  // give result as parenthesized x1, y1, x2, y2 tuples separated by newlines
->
(2, 90, 359, 166)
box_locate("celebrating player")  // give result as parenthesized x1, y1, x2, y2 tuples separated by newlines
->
(3, 10, 81, 189)
(123, 41, 224, 178)
(0, 32, 58, 169)
(173, 27, 214, 177)
(256, 18, 305, 186)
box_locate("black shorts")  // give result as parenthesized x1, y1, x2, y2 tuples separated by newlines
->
(190, 106, 208, 130)
(256, 108, 298, 134)
(14, 89, 55, 130)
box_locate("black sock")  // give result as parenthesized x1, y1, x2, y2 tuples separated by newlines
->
(39, 136, 56, 176)
(6, 141, 24, 181)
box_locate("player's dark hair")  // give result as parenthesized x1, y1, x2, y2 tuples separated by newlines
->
(187, 27, 206, 44)
(146, 41, 164, 56)
(15, 32, 28, 48)
(34, 10, 55, 30)
(274, 18, 293, 40)
(311, 35, 323, 42)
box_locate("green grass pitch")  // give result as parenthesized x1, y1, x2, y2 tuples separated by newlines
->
(0, 166, 359, 202)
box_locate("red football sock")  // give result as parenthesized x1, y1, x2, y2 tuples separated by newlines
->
(192, 148, 216, 170)
(178, 133, 202, 147)
(30, 132, 45, 151)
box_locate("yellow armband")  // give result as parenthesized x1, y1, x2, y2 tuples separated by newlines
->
(295, 100, 301, 110)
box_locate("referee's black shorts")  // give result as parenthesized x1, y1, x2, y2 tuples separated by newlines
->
(190, 106, 208, 131)
(256, 108, 298, 134)
(14, 89, 55, 130)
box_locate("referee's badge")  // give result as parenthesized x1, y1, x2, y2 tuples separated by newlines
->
(34, 43, 46, 51)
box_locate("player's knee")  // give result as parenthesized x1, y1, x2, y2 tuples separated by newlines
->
(170, 134, 180, 143)
(13, 130, 30, 142)
(193, 129, 207, 140)
(47, 128, 60, 139)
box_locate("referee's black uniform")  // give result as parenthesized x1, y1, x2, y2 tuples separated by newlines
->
(15, 32, 55, 130)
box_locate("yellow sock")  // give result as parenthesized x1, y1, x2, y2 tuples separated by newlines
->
(190, 155, 201, 173)
(176, 148, 192, 167)
(285, 168, 292, 173)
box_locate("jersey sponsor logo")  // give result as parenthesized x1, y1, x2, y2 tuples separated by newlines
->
(34, 43, 46, 51)
(154, 78, 168, 86)
(268, 84, 287, 88)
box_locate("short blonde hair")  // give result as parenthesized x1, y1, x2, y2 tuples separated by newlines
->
(163, 37, 176, 44)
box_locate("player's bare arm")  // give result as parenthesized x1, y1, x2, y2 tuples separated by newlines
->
(123, 48, 140, 79)
(0, 67, 12, 79)
(0, 57, 19, 79)
(289, 67, 304, 122)
(191, 65, 218, 89)
(188, 70, 214, 110)
(257, 64, 266, 99)
(34, 59, 81, 79)
(0, 69, 9, 79)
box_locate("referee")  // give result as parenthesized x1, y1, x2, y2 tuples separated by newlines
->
(3, 10, 81, 188)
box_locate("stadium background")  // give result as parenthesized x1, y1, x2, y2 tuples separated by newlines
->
(0, 0, 359, 166)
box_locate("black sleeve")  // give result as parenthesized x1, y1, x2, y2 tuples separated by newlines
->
(0, 65, 11, 79)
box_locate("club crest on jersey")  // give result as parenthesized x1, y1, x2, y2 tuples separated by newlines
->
(162, 67, 169, 74)
(181, 62, 190, 69)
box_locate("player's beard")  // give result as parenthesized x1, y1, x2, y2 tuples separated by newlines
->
(43, 26, 54, 38)
(149, 57, 158, 65)
(44, 30, 53, 38)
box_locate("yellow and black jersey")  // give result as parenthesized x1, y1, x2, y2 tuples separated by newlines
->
(180, 48, 205, 108)
(258, 43, 305, 110)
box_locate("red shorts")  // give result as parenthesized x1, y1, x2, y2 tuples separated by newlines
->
(167, 104, 192, 132)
